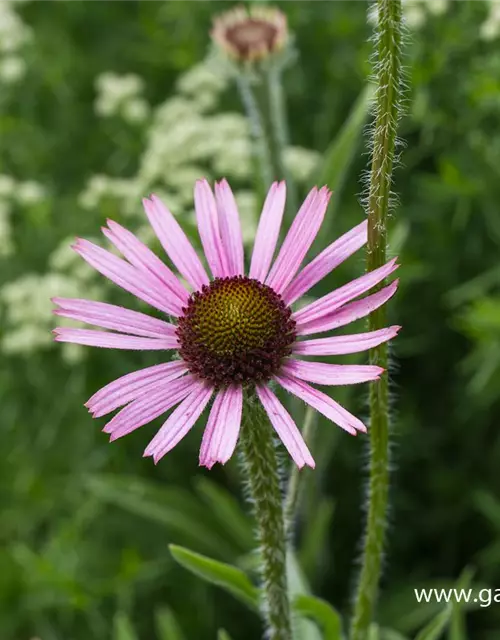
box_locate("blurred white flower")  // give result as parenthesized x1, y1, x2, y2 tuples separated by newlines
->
(0, 55, 25, 83)
(1, 251, 103, 357)
(0, 200, 13, 256)
(481, 1, 500, 41)
(121, 97, 150, 124)
(176, 61, 228, 97)
(0, 174, 15, 197)
(94, 72, 150, 122)
(0, 1, 31, 54)
(283, 146, 321, 183)
(16, 180, 47, 205)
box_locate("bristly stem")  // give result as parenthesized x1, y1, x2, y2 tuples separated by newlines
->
(350, 1, 403, 639)
(240, 394, 292, 640)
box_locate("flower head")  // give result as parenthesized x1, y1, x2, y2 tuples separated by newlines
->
(53, 180, 399, 469)
(211, 5, 288, 63)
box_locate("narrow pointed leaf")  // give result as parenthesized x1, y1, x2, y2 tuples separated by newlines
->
(155, 607, 186, 640)
(414, 606, 452, 640)
(169, 544, 259, 611)
(293, 594, 343, 640)
(195, 477, 254, 551)
(113, 613, 139, 640)
(316, 83, 375, 209)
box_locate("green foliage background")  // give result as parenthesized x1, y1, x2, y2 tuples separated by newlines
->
(2, 1, 500, 639)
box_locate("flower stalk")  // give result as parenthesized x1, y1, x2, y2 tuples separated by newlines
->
(240, 394, 292, 640)
(350, 1, 403, 639)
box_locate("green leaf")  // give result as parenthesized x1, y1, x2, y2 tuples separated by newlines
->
(155, 607, 186, 640)
(169, 544, 259, 611)
(414, 606, 452, 640)
(473, 490, 500, 530)
(316, 82, 375, 202)
(87, 474, 227, 557)
(287, 552, 324, 640)
(448, 607, 466, 640)
(298, 497, 335, 580)
(217, 630, 233, 640)
(293, 594, 343, 640)
(113, 612, 138, 640)
(380, 629, 411, 640)
(194, 477, 255, 552)
(369, 624, 380, 640)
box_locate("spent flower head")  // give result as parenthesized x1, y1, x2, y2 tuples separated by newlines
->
(211, 5, 288, 63)
(53, 180, 399, 469)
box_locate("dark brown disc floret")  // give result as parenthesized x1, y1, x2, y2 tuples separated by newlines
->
(176, 276, 296, 387)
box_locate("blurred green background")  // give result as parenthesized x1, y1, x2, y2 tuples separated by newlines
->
(2, 1, 500, 639)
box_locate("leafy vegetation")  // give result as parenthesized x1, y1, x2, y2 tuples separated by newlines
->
(1, 1, 500, 639)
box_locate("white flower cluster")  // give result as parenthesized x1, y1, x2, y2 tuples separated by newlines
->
(95, 72, 150, 123)
(481, 1, 500, 41)
(82, 59, 319, 230)
(0, 174, 47, 257)
(370, 0, 449, 30)
(0, 238, 104, 362)
(0, 0, 31, 85)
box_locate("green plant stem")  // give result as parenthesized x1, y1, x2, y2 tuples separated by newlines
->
(284, 405, 316, 534)
(236, 73, 273, 199)
(240, 395, 292, 640)
(350, 2, 403, 639)
(237, 66, 297, 214)
(266, 65, 299, 215)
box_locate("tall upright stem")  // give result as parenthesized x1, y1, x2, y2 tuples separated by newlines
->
(236, 64, 298, 215)
(350, 2, 403, 639)
(240, 395, 292, 640)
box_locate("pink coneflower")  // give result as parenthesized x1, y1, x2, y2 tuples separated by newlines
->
(53, 180, 399, 469)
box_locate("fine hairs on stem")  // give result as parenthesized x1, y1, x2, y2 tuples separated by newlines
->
(350, 1, 404, 639)
(239, 394, 292, 640)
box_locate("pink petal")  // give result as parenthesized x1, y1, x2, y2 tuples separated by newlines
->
(144, 382, 213, 463)
(73, 238, 178, 316)
(86, 361, 188, 418)
(283, 220, 368, 305)
(215, 179, 244, 276)
(275, 374, 366, 435)
(266, 187, 330, 295)
(103, 375, 196, 441)
(292, 326, 401, 356)
(199, 385, 243, 468)
(256, 384, 315, 469)
(53, 327, 178, 350)
(281, 359, 384, 385)
(52, 297, 177, 339)
(143, 194, 209, 291)
(194, 179, 231, 278)
(294, 258, 399, 327)
(297, 280, 399, 336)
(249, 181, 286, 282)
(103, 220, 188, 310)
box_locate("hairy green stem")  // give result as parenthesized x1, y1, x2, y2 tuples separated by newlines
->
(240, 395, 292, 640)
(350, 2, 403, 639)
